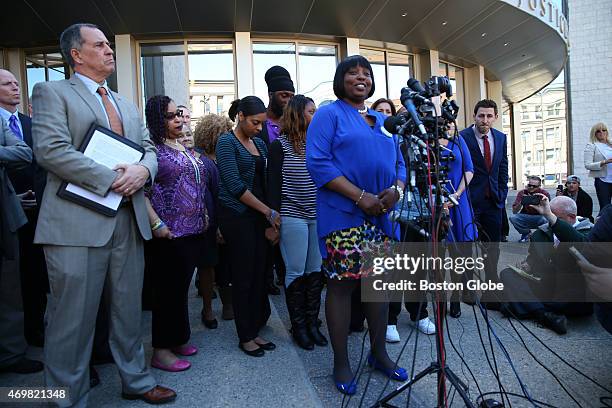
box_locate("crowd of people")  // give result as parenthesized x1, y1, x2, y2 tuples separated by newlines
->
(1, 22, 611, 406)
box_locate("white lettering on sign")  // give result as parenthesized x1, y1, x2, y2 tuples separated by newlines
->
(502, 0, 568, 42)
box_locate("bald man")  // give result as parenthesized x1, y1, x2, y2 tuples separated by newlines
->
(500, 195, 594, 334)
(0, 114, 40, 374)
(0, 69, 47, 348)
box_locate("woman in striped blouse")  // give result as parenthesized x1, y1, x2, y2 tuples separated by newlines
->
(268, 95, 328, 351)
(216, 96, 280, 357)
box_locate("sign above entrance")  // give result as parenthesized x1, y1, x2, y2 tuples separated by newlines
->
(501, 0, 569, 43)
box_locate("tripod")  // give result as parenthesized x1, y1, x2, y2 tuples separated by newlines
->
(370, 289, 476, 407)
(373, 92, 477, 407)
(372, 202, 477, 407)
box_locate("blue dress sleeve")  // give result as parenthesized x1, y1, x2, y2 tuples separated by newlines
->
(306, 106, 344, 188)
(458, 135, 474, 174)
(395, 134, 407, 183)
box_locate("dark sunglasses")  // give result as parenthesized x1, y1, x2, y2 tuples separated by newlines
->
(526, 184, 539, 188)
(164, 109, 183, 120)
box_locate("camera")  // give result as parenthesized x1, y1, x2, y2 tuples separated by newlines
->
(424, 76, 453, 98)
(521, 195, 542, 206)
(383, 76, 459, 239)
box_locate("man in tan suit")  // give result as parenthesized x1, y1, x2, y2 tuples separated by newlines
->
(32, 23, 176, 406)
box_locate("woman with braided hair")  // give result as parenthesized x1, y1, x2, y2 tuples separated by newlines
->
(143, 95, 210, 372)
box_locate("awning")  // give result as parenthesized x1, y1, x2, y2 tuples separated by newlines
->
(1, 0, 567, 103)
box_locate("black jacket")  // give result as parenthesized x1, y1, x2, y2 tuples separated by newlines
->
(561, 187, 593, 222)
(266, 139, 283, 212)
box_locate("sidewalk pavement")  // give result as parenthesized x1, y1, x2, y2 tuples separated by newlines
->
(0, 288, 324, 408)
(2, 272, 611, 407)
(1, 190, 610, 407)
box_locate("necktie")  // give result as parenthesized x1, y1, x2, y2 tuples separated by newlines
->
(97, 87, 124, 136)
(482, 134, 492, 172)
(482, 134, 492, 198)
(8, 115, 23, 140)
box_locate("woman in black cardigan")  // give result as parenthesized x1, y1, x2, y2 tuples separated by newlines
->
(216, 96, 281, 357)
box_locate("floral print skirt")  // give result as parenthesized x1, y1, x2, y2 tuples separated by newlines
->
(322, 222, 393, 280)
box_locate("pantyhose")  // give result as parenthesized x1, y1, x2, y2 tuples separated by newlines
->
(325, 278, 396, 383)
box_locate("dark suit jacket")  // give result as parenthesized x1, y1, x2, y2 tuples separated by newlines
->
(7, 113, 47, 210)
(460, 126, 509, 209)
(0, 119, 32, 259)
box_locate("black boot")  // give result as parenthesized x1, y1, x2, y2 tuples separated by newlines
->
(285, 277, 314, 350)
(304, 272, 328, 346)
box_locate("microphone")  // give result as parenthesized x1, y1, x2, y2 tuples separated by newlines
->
(400, 90, 428, 137)
(388, 210, 431, 239)
(383, 115, 406, 135)
(400, 86, 430, 105)
(383, 116, 428, 149)
(408, 135, 427, 149)
(407, 78, 426, 94)
(445, 192, 459, 207)
(438, 144, 455, 158)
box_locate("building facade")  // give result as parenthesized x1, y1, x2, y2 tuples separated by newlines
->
(567, 0, 612, 195)
(504, 78, 568, 187)
(1, 0, 571, 189)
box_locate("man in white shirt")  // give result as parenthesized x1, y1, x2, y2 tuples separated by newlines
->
(460, 99, 509, 309)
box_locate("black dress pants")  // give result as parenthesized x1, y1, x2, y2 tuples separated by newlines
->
(150, 234, 202, 349)
(215, 243, 232, 288)
(595, 178, 612, 212)
(219, 212, 270, 343)
(18, 211, 48, 345)
(389, 225, 429, 325)
(388, 299, 428, 325)
(473, 199, 502, 283)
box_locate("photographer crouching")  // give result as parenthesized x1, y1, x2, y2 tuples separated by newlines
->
(500, 195, 593, 334)
(509, 176, 550, 242)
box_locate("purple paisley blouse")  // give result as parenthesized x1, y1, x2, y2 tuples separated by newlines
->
(148, 143, 209, 238)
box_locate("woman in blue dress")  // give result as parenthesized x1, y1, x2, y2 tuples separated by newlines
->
(306, 55, 407, 395)
(440, 122, 477, 317)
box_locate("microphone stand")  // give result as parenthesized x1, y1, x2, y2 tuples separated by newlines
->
(372, 116, 476, 408)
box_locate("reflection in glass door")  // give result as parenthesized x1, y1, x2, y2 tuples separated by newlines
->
(187, 43, 235, 124)
(253, 42, 337, 107)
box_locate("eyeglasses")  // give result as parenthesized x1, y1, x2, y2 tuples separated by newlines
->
(596, 129, 608, 133)
(164, 109, 183, 120)
(526, 184, 539, 188)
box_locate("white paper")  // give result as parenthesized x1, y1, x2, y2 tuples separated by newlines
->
(65, 129, 142, 211)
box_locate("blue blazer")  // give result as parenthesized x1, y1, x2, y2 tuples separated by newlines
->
(460, 126, 509, 209)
